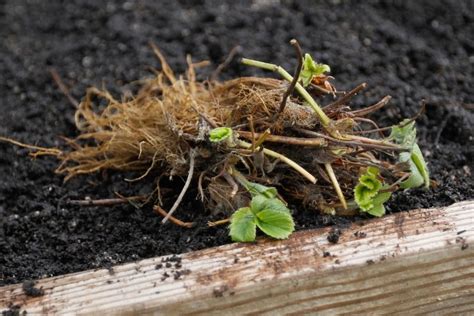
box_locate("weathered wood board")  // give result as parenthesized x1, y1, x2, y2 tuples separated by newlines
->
(1, 201, 473, 315)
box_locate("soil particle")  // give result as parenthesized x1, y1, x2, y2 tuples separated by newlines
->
(21, 280, 44, 297)
(1, 304, 24, 316)
(161, 272, 170, 282)
(456, 236, 469, 250)
(174, 272, 181, 280)
(327, 228, 342, 244)
(354, 231, 367, 238)
(174, 270, 190, 280)
(154, 254, 190, 281)
(1, 0, 473, 286)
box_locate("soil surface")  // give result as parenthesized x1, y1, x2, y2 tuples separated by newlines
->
(1, 0, 473, 286)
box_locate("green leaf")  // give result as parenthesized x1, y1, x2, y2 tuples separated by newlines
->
(390, 120, 429, 188)
(245, 182, 278, 198)
(366, 190, 391, 217)
(390, 120, 430, 189)
(400, 144, 430, 189)
(229, 186, 295, 242)
(250, 194, 267, 213)
(354, 167, 382, 211)
(229, 207, 256, 242)
(209, 127, 233, 143)
(255, 209, 295, 239)
(411, 144, 430, 188)
(367, 203, 386, 217)
(372, 189, 392, 206)
(251, 195, 289, 214)
(261, 197, 291, 213)
(354, 167, 392, 217)
(299, 53, 331, 87)
(389, 119, 417, 149)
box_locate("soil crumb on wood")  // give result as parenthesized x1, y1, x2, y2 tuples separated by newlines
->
(22, 280, 44, 297)
(2, 305, 26, 316)
(327, 228, 342, 244)
(1, 304, 24, 316)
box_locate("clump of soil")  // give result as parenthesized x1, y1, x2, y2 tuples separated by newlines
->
(1, 305, 23, 316)
(327, 228, 342, 244)
(21, 280, 44, 297)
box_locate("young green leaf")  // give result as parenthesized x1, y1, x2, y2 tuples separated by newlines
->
(299, 53, 331, 87)
(399, 144, 430, 189)
(366, 190, 391, 217)
(209, 127, 233, 143)
(255, 209, 295, 239)
(354, 167, 392, 217)
(230, 192, 294, 242)
(245, 182, 278, 198)
(250, 194, 267, 213)
(390, 120, 430, 189)
(251, 196, 290, 214)
(354, 167, 382, 211)
(229, 207, 256, 242)
(389, 120, 416, 149)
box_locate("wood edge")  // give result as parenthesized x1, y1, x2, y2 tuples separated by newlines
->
(1, 200, 473, 315)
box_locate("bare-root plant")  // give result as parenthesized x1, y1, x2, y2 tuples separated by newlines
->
(0, 40, 429, 242)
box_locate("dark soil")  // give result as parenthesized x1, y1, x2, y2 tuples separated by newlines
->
(0, 0, 473, 287)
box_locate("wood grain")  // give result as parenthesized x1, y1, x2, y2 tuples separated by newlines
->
(1, 201, 473, 315)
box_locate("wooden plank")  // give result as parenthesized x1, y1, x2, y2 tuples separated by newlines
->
(1, 201, 473, 315)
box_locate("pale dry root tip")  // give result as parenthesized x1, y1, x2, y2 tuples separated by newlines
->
(2, 43, 413, 220)
(0, 136, 63, 157)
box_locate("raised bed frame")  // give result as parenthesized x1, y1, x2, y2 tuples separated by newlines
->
(1, 201, 473, 315)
